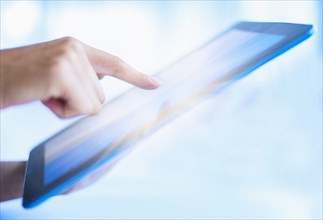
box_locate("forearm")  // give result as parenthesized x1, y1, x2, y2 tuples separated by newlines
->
(0, 161, 26, 202)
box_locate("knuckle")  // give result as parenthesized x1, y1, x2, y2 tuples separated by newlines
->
(56, 112, 67, 119)
(46, 38, 84, 96)
(55, 37, 82, 60)
(90, 102, 101, 115)
(53, 106, 71, 119)
(78, 101, 101, 116)
(60, 36, 82, 51)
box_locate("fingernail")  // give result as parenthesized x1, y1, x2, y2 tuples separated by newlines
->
(149, 77, 161, 87)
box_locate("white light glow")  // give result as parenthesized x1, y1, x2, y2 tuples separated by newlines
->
(2, 1, 40, 39)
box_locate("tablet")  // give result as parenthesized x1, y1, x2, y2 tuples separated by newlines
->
(22, 21, 314, 208)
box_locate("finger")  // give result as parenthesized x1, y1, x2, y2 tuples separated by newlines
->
(59, 48, 103, 117)
(77, 47, 105, 104)
(83, 45, 160, 90)
(44, 72, 101, 118)
(63, 79, 101, 118)
(42, 97, 98, 119)
(42, 98, 65, 116)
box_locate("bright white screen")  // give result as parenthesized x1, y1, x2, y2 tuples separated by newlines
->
(44, 29, 284, 184)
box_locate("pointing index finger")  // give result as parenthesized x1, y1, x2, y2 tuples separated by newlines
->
(84, 44, 160, 90)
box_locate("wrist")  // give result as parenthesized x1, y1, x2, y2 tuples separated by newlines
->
(0, 50, 13, 109)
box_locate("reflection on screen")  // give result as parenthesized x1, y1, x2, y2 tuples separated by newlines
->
(44, 29, 284, 184)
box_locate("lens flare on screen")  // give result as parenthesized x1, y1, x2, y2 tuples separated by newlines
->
(44, 27, 285, 184)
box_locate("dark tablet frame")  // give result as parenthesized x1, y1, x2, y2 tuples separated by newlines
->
(22, 21, 314, 208)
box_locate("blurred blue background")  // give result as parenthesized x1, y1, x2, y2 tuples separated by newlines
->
(0, 1, 322, 219)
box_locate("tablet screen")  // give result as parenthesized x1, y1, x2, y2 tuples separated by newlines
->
(23, 22, 314, 208)
(43, 29, 285, 185)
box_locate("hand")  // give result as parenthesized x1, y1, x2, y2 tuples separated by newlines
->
(0, 161, 26, 202)
(0, 37, 160, 118)
(0, 160, 114, 201)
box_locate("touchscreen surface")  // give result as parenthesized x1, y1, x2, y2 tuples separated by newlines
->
(43, 29, 285, 185)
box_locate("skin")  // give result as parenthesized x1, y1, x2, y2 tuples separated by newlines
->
(0, 37, 160, 202)
(0, 162, 26, 202)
